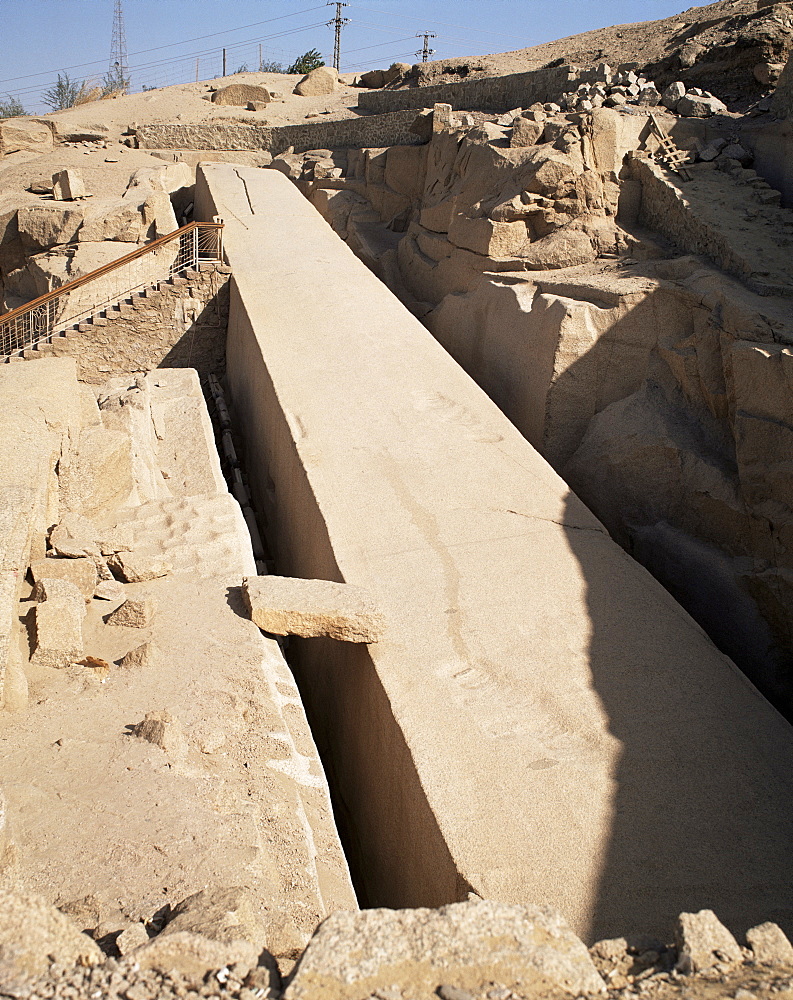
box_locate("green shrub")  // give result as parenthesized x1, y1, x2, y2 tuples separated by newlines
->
(287, 49, 325, 75)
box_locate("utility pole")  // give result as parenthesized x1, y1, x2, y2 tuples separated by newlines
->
(327, 2, 350, 72)
(222, 47, 227, 76)
(416, 32, 437, 62)
(109, 0, 129, 91)
(259, 43, 263, 72)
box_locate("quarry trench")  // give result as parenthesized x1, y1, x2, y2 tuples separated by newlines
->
(6, 56, 793, 989)
(10, 131, 793, 949)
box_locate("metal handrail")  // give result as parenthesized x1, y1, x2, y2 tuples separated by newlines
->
(0, 220, 224, 358)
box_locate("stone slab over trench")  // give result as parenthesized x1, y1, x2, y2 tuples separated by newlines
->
(195, 163, 793, 944)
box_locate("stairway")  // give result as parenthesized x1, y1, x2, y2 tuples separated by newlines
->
(15, 270, 200, 362)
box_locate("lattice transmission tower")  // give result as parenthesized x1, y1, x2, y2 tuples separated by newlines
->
(109, 0, 129, 92)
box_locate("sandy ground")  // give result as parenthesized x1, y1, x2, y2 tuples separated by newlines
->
(42, 71, 366, 138)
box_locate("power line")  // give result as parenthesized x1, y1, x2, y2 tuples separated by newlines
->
(9, 21, 330, 101)
(344, 35, 417, 55)
(348, 3, 520, 42)
(0, 4, 329, 87)
(344, 50, 417, 70)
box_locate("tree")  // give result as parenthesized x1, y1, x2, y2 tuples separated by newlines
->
(235, 63, 249, 74)
(260, 59, 285, 73)
(0, 95, 25, 118)
(287, 49, 325, 75)
(42, 73, 89, 111)
(102, 65, 130, 96)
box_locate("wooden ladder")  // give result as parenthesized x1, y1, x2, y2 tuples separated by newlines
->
(649, 113, 692, 181)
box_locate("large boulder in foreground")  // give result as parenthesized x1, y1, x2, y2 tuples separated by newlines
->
(294, 66, 338, 96)
(284, 901, 606, 999)
(0, 889, 102, 978)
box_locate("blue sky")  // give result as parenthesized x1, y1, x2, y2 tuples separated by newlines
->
(1, 0, 693, 113)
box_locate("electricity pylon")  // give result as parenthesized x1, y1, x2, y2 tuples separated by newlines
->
(109, 0, 129, 92)
(328, 2, 350, 72)
(416, 32, 437, 62)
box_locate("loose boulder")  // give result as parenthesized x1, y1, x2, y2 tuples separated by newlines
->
(49, 513, 101, 559)
(746, 922, 793, 966)
(675, 910, 743, 973)
(132, 710, 187, 755)
(511, 118, 544, 147)
(105, 595, 155, 628)
(94, 579, 125, 601)
(119, 640, 160, 668)
(211, 83, 271, 107)
(677, 94, 728, 117)
(0, 889, 102, 977)
(51, 169, 87, 202)
(359, 69, 386, 89)
(29, 557, 97, 600)
(30, 597, 84, 669)
(107, 550, 171, 583)
(294, 66, 338, 97)
(133, 887, 273, 982)
(662, 82, 686, 110)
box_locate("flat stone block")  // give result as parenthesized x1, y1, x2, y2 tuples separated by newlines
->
(243, 575, 384, 642)
(30, 598, 84, 669)
(32, 577, 87, 612)
(30, 557, 97, 600)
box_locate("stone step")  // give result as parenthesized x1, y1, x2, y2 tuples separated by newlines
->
(22, 343, 53, 358)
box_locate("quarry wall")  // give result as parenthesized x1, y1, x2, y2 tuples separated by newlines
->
(773, 50, 793, 118)
(356, 66, 578, 114)
(136, 111, 424, 154)
(196, 161, 793, 945)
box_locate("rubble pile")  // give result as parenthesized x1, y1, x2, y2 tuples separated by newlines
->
(559, 65, 728, 117)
